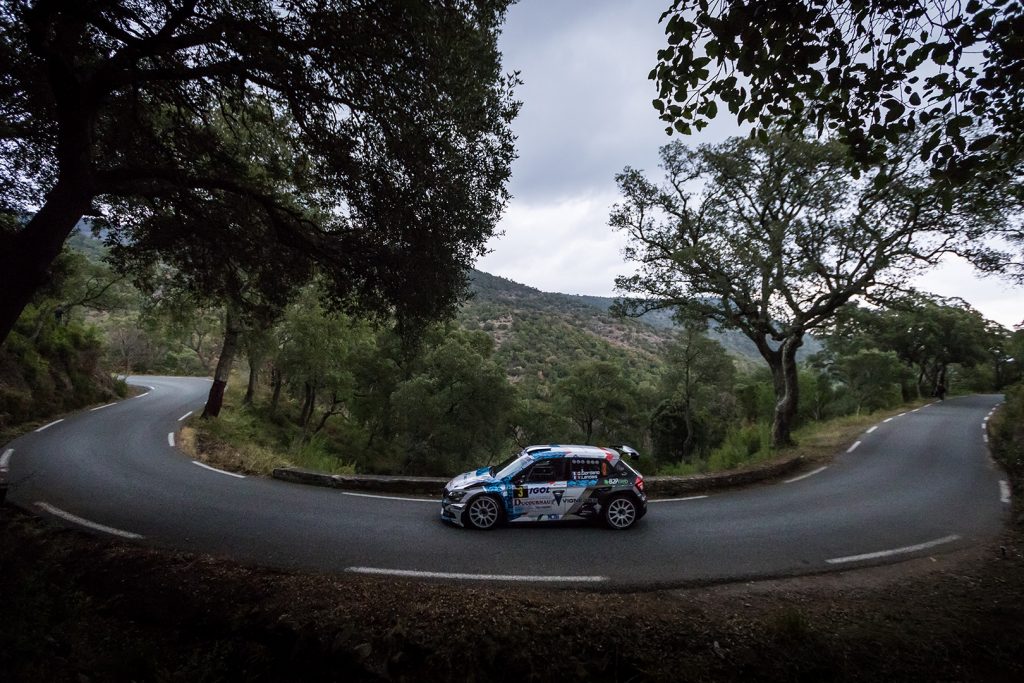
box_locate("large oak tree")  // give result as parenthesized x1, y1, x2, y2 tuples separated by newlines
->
(0, 0, 518, 346)
(611, 134, 1005, 446)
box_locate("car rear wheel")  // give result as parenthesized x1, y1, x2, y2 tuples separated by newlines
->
(465, 495, 503, 530)
(603, 495, 638, 530)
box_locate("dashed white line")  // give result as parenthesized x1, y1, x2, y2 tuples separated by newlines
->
(346, 567, 608, 583)
(178, 411, 193, 422)
(0, 448, 13, 471)
(983, 434, 989, 443)
(90, 402, 117, 411)
(883, 417, 893, 423)
(35, 419, 64, 432)
(846, 441, 862, 453)
(35, 502, 143, 539)
(192, 461, 246, 479)
(826, 534, 960, 565)
(1000, 480, 1011, 504)
(785, 466, 828, 484)
(897, 412, 907, 417)
(167, 432, 175, 447)
(136, 392, 150, 398)
(866, 425, 878, 434)
(649, 495, 708, 504)
(911, 408, 920, 413)
(341, 491, 434, 503)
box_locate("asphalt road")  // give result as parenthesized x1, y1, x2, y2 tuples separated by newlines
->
(2, 376, 1011, 589)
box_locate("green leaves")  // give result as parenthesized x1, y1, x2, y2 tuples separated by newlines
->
(651, 0, 1022, 183)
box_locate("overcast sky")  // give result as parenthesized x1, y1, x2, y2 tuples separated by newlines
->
(476, 0, 1022, 329)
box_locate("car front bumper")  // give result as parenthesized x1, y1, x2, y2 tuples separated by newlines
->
(440, 499, 467, 527)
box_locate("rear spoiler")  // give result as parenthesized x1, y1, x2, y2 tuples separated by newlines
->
(618, 445, 640, 460)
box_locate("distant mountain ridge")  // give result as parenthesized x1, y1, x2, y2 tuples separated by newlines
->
(463, 270, 820, 371)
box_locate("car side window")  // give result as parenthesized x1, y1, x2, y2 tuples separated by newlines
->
(524, 458, 566, 483)
(569, 458, 603, 481)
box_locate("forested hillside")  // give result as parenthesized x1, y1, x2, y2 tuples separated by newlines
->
(460, 270, 673, 388)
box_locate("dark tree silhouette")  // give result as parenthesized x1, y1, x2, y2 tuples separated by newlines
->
(652, 0, 1023, 184)
(0, 0, 519, 347)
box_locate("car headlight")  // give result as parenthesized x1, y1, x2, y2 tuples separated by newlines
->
(446, 489, 468, 502)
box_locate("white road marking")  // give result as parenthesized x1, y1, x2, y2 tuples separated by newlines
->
(0, 448, 13, 471)
(136, 392, 150, 398)
(785, 466, 828, 484)
(983, 434, 989, 443)
(1000, 481, 1011, 504)
(178, 411, 193, 421)
(192, 461, 246, 479)
(911, 408, 920, 413)
(167, 432, 175, 447)
(91, 402, 117, 411)
(897, 412, 907, 417)
(866, 426, 878, 434)
(649, 495, 708, 504)
(846, 441, 862, 453)
(35, 419, 64, 432)
(346, 567, 608, 583)
(35, 502, 143, 539)
(883, 417, 893, 423)
(341, 491, 434, 503)
(826, 534, 960, 565)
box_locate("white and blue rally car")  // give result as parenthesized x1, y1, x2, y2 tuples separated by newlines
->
(441, 445, 647, 530)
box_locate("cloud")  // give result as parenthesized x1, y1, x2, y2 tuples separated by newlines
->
(478, 192, 635, 296)
(915, 256, 1023, 328)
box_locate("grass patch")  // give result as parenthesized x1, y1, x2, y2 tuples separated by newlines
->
(186, 382, 355, 477)
(657, 398, 933, 476)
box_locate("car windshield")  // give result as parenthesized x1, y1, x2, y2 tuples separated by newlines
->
(491, 453, 531, 479)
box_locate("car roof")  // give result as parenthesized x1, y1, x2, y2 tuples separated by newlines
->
(525, 444, 621, 460)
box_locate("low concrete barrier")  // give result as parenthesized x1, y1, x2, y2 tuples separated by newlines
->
(272, 454, 805, 498)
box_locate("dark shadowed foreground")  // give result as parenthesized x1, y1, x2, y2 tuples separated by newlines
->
(2, 503, 1023, 682)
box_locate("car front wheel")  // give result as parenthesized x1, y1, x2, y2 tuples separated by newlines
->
(464, 495, 503, 530)
(603, 495, 639, 530)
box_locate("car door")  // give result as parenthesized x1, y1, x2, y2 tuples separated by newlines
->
(561, 457, 606, 517)
(510, 457, 568, 521)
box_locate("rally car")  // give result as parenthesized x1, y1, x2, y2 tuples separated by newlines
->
(441, 445, 647, 530)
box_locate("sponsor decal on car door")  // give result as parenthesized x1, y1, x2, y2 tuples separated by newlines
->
(510, 458, 567, 521)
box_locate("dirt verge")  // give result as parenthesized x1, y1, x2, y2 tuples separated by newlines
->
(3, 501, 1023, 682)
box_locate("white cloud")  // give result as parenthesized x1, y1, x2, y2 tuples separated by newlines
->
(478, 192, 634, 296)
(915, 257, 1023, 329)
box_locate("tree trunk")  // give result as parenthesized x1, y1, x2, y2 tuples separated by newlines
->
(760, 336, 802, 448)
(202, 309, 241, 419)
(0, 179, 93, 347)
(299, 381, 316, 427)
(243, 350, 262, 406)
(269, 366, 283, 414)
(681, 398, 695, 462)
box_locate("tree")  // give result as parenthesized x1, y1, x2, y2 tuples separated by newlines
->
(651, 0, 1024, 183)
(556, 361, 636, 445)
(653, 320, 736, 461)
(390, 327, 515, 474)
(611, 134, 1004, 446)
(0, 0, 518, 346)
(275, 290, 369, 439)
(836, 349, 907, 414)
(825, 296, 999, 396)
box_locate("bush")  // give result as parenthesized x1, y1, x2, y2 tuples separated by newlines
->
(991, 383, 1024, 483)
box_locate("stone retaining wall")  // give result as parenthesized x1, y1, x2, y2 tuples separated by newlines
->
(272, 454, 804, 498)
